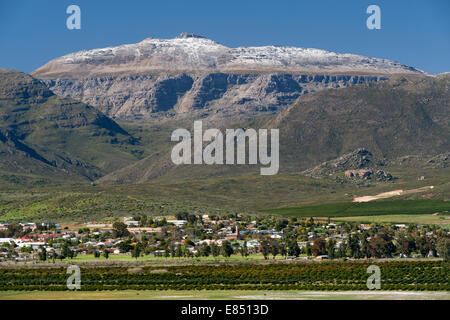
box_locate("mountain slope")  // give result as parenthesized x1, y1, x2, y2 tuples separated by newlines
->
(267, 75, 449, 171)
(32, 33, 426, 124)
(38, 73, 390, 124)
(98, 75, 450, 184)
(0, 69, 143, 184)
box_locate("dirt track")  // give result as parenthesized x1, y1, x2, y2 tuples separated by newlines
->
(353, 186, 434, 202)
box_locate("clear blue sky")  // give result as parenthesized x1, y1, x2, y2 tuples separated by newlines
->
(1, 0, 449, 74)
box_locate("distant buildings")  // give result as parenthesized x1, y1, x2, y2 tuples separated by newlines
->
(167, 220, 187, 227)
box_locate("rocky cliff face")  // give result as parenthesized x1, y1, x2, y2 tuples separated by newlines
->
(33, 33, 429, 123)
(40, 73, 388, 123)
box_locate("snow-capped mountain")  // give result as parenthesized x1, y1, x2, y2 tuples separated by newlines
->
(33, 33, 426, 78)
(32, 33, 432, 124)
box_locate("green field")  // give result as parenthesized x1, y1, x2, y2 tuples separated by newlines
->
(334, 213, 450, 226)
(1, 166, 449, 223)
(0, 290, 449, 300)
(1, 261, 448, 292)
(1, 184, 449, 223)
(265, 200, 450, 218)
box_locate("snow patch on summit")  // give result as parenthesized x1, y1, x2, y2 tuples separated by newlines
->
(33, 33, 428, 78)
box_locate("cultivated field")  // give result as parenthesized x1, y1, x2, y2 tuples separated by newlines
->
(265, 199, 450, 218)
(1, 261, 448, 292)
(334, 213, 450, 226)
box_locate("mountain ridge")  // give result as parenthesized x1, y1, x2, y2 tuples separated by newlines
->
(0, 69, 143, 183)
(31, 34, 432, 124)
(32, 33, 428, 78)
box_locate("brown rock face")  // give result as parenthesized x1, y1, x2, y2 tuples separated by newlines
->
(32, 34, 426, 124)
(39, 73, 388, 124)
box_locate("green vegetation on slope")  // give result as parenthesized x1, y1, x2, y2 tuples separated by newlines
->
(0, 69, 145, 183)
(99, 75, 450, 184)
(0, 167, 449, 223)
(265, 200, 450, 217)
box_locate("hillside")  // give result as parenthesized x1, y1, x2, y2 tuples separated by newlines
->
(0, 69, 144, 185)
(267, 75, 449, 171)
(0, 70, 448, 222)
(98, 75, 450, 184)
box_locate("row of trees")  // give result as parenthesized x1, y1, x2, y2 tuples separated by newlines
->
(38, 242, 76, 261)
(88, 233, 449, 261)
(156, 241, 235, 259)
(273, 231, 450, 260)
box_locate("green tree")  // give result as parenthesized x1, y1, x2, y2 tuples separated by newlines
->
(112, 222, 130, 238)
(260, 238, 271, 259)
(369, 232, 395, 258)
(270, 239, 280, 259)
(337, 241, 347, 258)
(305, 242, 312, 256)
(103, 249, 109, 259)
(280, 241, 287, 258)
(221, 241, 233, 258)
(7, 223, 23, 238)
(361, 237, 371, 258)
(201, 244, 211, 257)
(398, 236, 416, 257)
(131, 245, 141, 259)
(38, 246, 47, 261)
(417, 236, 431, 257)
(211, 244, 220, 258)
(62, 242, 72, 259)
(436, 237, 450, 261)
(118, 240, 133, 253)
(287, 239, 301, 257)
(346, 235, 361, 258)
(175, 245, 183, 258)
(239, 241, 248, 257)
(326, 239, 336, 259)
(311, 238, 326, 256)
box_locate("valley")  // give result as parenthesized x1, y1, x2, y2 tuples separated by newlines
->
(0, 67, 449, 224)
(1, 2, 449, 305)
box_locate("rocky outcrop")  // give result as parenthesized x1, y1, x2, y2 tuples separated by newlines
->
(303, 149, 395, 182)
(344, 169, 372, 178)
(303, 148, 383, 178)
(344, 169, 395, 181)
(40, 73, 387, 123)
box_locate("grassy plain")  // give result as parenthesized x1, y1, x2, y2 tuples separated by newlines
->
(334, 213, 450, 226)
(265, 200, 450, 218)
(1, 167, 449, 223)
